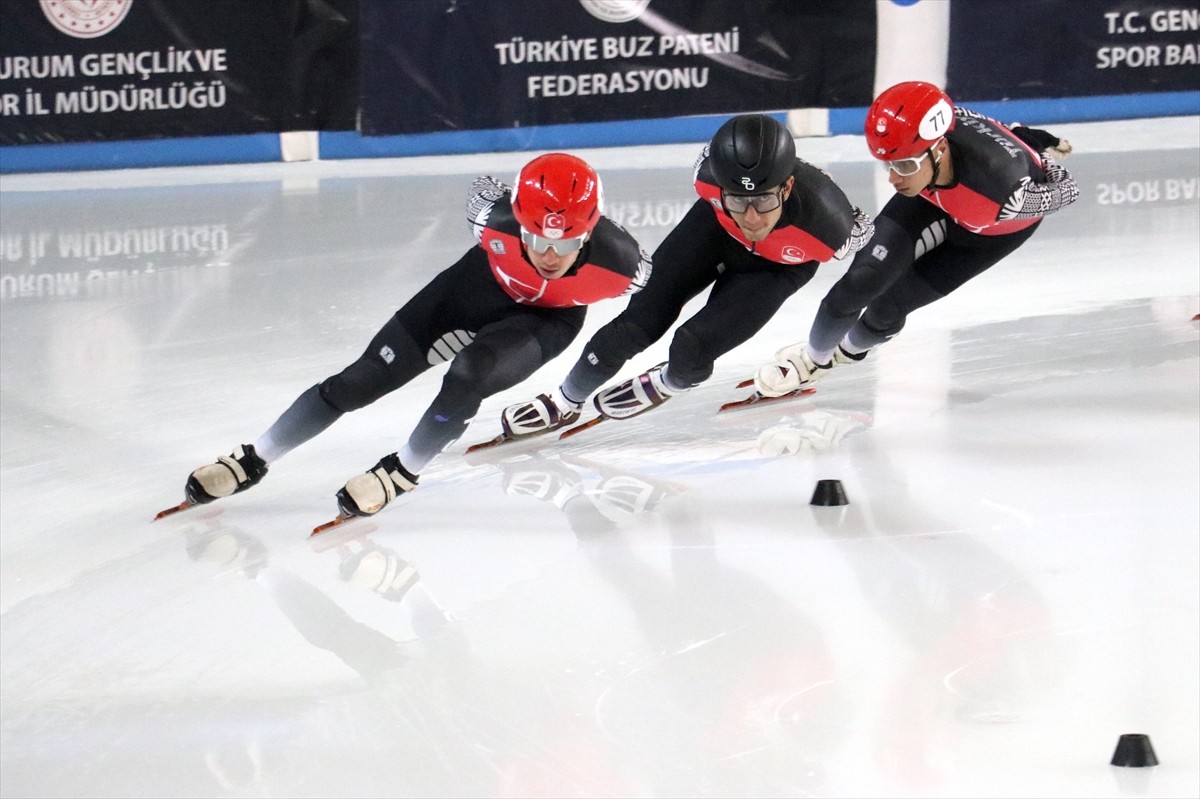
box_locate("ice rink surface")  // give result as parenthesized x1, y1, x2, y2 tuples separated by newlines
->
(1, 116, 1198, 798)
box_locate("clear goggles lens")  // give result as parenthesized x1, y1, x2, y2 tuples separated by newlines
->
(721, 187, 784, 214)
(520, 227, 588, 255)
(881, 150, 931, 176)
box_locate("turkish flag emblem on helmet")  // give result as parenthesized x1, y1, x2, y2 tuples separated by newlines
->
(542, 213, 567, 239)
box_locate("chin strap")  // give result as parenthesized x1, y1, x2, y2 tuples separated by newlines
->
(925, 143, 948, 192)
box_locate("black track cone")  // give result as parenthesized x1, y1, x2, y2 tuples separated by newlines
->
(1111, 733, 1158, 767)
(810, 479, 848, 506)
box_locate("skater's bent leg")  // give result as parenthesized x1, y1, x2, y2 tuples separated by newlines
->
(256, 322, 428, 462)
(809, 216, 911, 357)
(848, 272, 945, 350)
(662, 326, 716, 388)
(404, 323, 560, 471)
(666, 266, 809, 388)
(254, 385, 342, 462)
(561, 316, 654, 403)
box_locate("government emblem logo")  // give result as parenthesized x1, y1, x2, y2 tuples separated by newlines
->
(40, 0, 133, 39)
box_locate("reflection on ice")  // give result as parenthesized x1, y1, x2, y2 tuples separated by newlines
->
(1, 117, 1198, 798)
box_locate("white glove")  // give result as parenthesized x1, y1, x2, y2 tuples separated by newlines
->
(1046, 139, 1072, 161)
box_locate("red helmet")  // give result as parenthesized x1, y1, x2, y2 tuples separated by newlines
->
(865, 81, 955, 161)
(511, 153, 604, 242)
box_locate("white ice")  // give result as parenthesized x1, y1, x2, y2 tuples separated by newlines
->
(1, 117, 1198, 798)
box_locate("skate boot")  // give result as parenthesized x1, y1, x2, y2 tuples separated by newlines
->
(501, 388, 582, 438)
(593, 363, 686, 420)
(185, 444, 269, 505)
(336, 453, 419, 517)
(754, 344, 866, 397)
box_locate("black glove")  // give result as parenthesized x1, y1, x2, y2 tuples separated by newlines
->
(1011, 125, 1072, 160)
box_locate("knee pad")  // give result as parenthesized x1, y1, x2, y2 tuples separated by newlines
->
(665, 326, 715, 388)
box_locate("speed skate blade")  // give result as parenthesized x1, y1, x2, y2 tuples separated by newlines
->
(465, 434, 514, 454)
(311, 513, 357, 536)
(154, 500, 194, 521)
(718, 388, 815, 413)
(558, 415, 606, 440)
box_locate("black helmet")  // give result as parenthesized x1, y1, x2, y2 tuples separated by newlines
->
(708, 114, 796, 194)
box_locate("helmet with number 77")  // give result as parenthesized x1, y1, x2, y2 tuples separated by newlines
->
(511, 153, 604, 242)
(865, 81, 956, 161)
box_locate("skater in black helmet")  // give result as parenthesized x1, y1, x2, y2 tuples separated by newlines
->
(167, 153, 650, 522)
(753, 81, 1079, 396)
(498, 113, 874, 438)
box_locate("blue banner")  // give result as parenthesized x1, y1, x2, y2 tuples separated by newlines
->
(948, 0, 1198, 100)
(359, 0, 876, 136)
(0, 0, 357, 146)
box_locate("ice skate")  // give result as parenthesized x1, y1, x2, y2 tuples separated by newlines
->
(335, 453, 419, 518)
(592, 363, 685, 420)
(184, 444, 269, 505)
(754, 344, 866, 398)
(468, 390, 583, 452)
(502, 389, 582, 437)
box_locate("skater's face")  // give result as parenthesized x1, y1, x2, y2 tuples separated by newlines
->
(885, 140, 946, 196)
(724, 176, 792, 242)
(523, 238, 582, 279)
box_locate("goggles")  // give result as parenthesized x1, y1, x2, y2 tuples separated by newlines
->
(880, 149, 932, 177)
(721, 186, 785, 214)
(520, 227, 588, 255)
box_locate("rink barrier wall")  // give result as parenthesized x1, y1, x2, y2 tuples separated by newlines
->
(1, 91, 1197, 175)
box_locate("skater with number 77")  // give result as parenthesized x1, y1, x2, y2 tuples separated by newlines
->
(752, 81, 1079, 398)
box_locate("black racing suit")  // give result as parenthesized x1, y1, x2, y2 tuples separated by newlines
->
(562, 145, 872, 399)
(254, 177, 649, 474)
(809, 109, 1079, 354)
